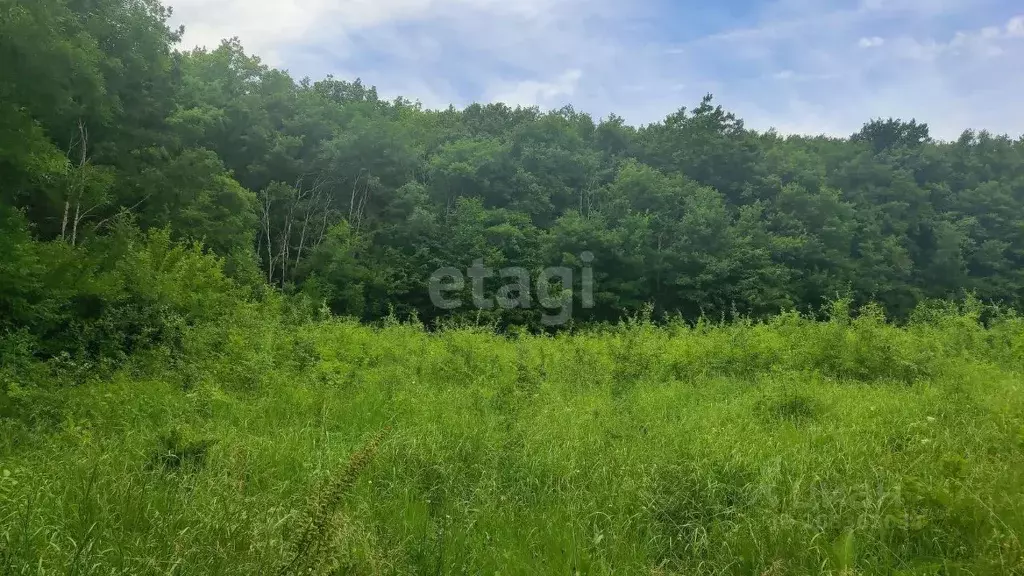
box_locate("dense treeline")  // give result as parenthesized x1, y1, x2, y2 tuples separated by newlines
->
(3, 0, 1024, 352)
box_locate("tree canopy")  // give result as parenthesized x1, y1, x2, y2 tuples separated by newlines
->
(3, 0, 1024, 346)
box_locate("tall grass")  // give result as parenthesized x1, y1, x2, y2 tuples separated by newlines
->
(1, 301, 1023, 574)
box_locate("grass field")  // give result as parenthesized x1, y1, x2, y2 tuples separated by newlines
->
(2, 304, 1024, 575)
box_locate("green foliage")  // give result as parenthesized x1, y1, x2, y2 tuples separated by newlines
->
(279, 428, 389, 576)
(1, 308, 1023, 574)
(6, 5, 1024, 574)
(147, 428, 216, 472)
(4, 1, 1024, 328)
(131, 148, 258, 257)
(298, 220, 371, 317)
(0, 211, 250, 385)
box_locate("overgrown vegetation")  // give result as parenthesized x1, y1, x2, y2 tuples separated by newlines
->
(2, 300, 1024, 574)
(3, 0, 1024, 573)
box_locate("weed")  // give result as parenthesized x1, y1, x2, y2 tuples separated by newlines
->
(147, 429, 216, 472)
(764, 394, 818, 424)
(279, 427, 390, 576)
(1, 309, 1023, 574)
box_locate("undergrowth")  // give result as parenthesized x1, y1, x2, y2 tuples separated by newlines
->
(1, 300, 1023, 574)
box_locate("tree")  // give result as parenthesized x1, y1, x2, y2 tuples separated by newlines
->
(852, 118, 931, 153)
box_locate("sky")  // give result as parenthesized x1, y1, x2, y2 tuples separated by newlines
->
(167, 0, 1024, 140)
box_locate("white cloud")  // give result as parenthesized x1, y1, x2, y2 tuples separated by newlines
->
(885, 37, 946, 61)
(857, 0, 980, 17)
(167, 0, 1024, 139)
(487, 70, 584, 108)
(171, 0, 348, 62)
(890, 14, 1024, 60)
(1009, 16, 1024, 36)
(665, 7, 1024, 139)
(169, 0, 563, 64)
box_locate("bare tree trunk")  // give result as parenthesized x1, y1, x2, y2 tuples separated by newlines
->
(288, 183, 310, 282)
(260, 190, 276, 283)
(61, 120, 88, 242)
(315, 206, 330, 248)
(349, 169, 368, 222)
(258, 175, 338, 289)
(60, 201, 70, 242)
(277, 190, 296, 289)
(354, 177, 371, 235)
(293, 176, 329, 281)
(89, 195, 149, 243)
(62, 119, 90, 246)
(71, 202, 81, 246)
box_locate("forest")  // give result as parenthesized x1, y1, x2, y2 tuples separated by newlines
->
(5, 0, 1024, 342)
(3, 0, 1024, 574)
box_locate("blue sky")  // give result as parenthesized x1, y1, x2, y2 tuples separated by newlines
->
(169, 0, 1024, 139)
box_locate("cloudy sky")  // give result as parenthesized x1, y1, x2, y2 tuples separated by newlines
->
(168, 0, 1024, 139)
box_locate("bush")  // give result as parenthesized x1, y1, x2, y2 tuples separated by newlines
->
(1, 215, 264, 385)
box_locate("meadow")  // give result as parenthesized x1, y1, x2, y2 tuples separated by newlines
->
(2, 303, 1024, 575)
